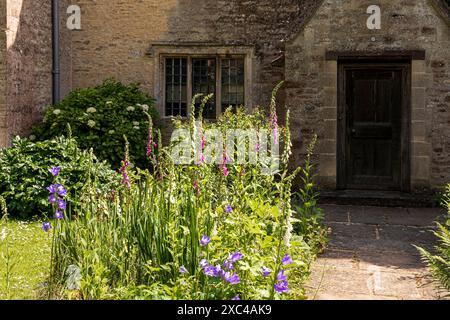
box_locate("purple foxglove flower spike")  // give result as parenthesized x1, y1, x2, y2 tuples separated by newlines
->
(223, 165, 229, 177)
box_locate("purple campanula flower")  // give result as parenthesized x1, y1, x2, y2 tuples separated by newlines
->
(282, 254, 293, 265)
(55, 210, 64, 220)
(218, 269, 227, 279)
(226, 273, 240, 285)
(213, 265, 223, 277)
(277, 270, 287, 282)
(203, 265, 216, 277)
(48, 194, 57, 204)
(226, 205, 233, 213)
(58, 199, 67, 210)
(262, 267, 271, 278)
(42, 222, 52, 232)
(223, 259, 234, 270)
(199, 259, 208, 269)
(179, 266, 188, 274)
(47, 184, 57, 194)
(49, 166, 61, 177)
(200, 235, 211, 246)
(230, 251, 243, 262)
(232, 295, 241, 301)
(274, 280, 289, 294)
(56, 185, 68, 197)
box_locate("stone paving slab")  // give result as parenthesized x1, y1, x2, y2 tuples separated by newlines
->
(307, 205, 448, 300)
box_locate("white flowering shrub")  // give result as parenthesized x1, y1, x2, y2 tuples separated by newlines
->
(32, 79, 158, 169)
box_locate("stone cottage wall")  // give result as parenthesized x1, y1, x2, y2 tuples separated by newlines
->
(286, 0, 450, 190)
(69, 0, 320, 111)
(6, 0, 52, 141)
(1, 0, 71, 145)
(0, 0, 6, 146)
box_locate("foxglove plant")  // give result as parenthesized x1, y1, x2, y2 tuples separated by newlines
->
(119, 136, 132, 189)
(144, 112, 158, 166)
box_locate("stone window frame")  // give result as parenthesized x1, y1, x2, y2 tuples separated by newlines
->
(150, 43, 254, 119)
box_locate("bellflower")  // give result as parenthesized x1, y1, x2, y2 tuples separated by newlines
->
(203, 265, 216, 277)
(274, 280, 289, 294)
(47, 184, 58, 194)
(56, 185, 68, 197)
(200, 235, 211, 246)
(48, 194, 57, 204)
(223, 260, 234, 270)
(277, 270, 287, 282)
(55, 210, 64, 220)
(229, 251, 243, 262)
(49, 166, 61, 177)
(179, 266, 188, 274)
(42, 222, 52, 232)
(226, 205, 233, 213)
(282, 254, 293, 265)
(226, 273, 240, 285)
(232, 295, 241, 301)
(262, 267, 271, 278)
(199, 259, 208, 269)
(213, 265, 223, 277)
(58, 199, 67, 210)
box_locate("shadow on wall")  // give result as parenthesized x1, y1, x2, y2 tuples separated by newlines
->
(6, 0, 71, 142)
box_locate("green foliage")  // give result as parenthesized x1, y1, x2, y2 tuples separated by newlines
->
(294, 135, 327, 252)
(416, 184, 450, 294)
(31, 79, 158, 169)
(0, 135, 121, 218)
(50, 88, 325, 300)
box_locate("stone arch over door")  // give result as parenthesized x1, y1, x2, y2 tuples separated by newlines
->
(285, 0, 450, 192)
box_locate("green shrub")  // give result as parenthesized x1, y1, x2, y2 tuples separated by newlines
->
(32, 79, 158, 169)
(416, 185, 450, 294)
(0, 135, 121, 218)
(49, 87, 325, 300)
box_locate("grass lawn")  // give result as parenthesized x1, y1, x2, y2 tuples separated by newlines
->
(0, 219, 51, 299)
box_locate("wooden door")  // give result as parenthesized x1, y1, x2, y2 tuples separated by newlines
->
(338, 63, 410, 191)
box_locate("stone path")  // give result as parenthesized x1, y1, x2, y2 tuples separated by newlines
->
(306, 204, 448, 300)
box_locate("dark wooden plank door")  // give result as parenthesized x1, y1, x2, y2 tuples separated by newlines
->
(344, 68, 403, 190)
